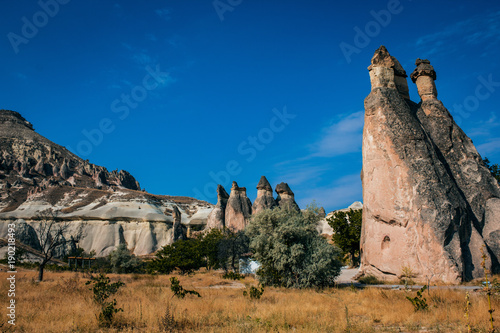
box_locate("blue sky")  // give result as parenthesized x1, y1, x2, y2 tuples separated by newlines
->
(1, 1, 500, 212)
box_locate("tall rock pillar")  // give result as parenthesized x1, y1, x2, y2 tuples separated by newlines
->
(360, 46, 478, 284)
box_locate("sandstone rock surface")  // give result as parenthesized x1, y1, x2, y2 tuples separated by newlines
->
(275, 182, 300, 212)
(252, 176, 277, 214)
(225, 181, 252, 231)
(360, 46, 500, 284)
(205, 185, 229, 230)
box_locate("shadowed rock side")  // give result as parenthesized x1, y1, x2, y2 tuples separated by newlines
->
(275, 182, 300, 212)
(411, 60, 500, 270)
(205, 185, 229, 229)
(172, 206, 187, 242)
(252, 176, 277, 214)
(225, 181, 253, 231)
(360, 46, 500, 284)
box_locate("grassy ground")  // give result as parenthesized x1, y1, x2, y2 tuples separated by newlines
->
(0, 269, 498, 332)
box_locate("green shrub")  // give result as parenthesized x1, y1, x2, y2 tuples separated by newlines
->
(406, 285, 428, 312)
(109, 243, 144, 274)
(170, 277, 201, 299)
(86, 273, 125, 327)
(357, 275, 382, 285)
(243, 285, 264, 300)
(150, 239, 204, 275)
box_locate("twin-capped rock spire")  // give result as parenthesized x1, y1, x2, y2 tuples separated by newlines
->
(360, 46, 500, 284)
(205, 176, 300, 231)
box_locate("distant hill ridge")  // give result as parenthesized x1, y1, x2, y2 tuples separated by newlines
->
(0, 110, 213, 257)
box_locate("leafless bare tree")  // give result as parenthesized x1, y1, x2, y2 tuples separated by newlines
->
(34, 208, 84, 281)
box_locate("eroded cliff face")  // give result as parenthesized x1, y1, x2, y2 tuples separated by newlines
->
(360, 46, 500, 284)
(0, 110, 213, 257)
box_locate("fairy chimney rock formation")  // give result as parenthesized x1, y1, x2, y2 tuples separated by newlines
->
(360, 46, 500, 284)
(368, 45, 409, 100)
(275, 182, 300, 212)
(252, 176, 277, 214)
(205, 184, 229, 229)
(172, 206, 186, 241)
(225, 181, 253, 231)
(410, 58, 437, 101)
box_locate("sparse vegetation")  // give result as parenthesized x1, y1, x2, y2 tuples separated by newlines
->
(406, 285, 429, 312)
(170, 277, 201, 299)
(243, 285, 264, 300)
(357, 274, 383, 285)
(2, 269, 500, 332)
(86, 273, 125, 327)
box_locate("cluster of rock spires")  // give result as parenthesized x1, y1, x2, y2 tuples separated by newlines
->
(360, 46, 500, 284)
(206, 176, 300, 231)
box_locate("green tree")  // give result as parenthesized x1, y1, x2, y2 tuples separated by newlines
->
(483, 157, 500, 182)
(327, 209, 362, 267)
(218, 229, 249, 272)
(109, 243, 144, 274)
(150, 239, 203, 275)
(246, 207, 342, 288)
(199, 228, 225, 270)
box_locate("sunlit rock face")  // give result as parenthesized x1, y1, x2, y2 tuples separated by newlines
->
(360, 46, 500, 284)
(225, 181, 253, 231)
(252, 176, 277, 214)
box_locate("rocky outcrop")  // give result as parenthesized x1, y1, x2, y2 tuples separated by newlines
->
(275, 182, 300, 212)
(252, 176, 277, 214)
(360, 46, 500, 284)
(205, 185, 229, 229)
(172, 206, 187, 242)
(225, 181, 253, 231)
(0, 109, 142, 196)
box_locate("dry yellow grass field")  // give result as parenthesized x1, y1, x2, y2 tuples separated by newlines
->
(0, 269, 499, 332)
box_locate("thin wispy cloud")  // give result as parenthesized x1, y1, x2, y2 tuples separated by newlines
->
(311, 111, 364, 157)
(297, 173, 362, 210)
(278, 165, 329, 187)
(155, 8, 171, 21)
(477, 139, 500, 155)
(414, 10, 500, 58)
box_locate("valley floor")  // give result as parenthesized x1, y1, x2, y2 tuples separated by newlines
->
(0, 269, 498, 332)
